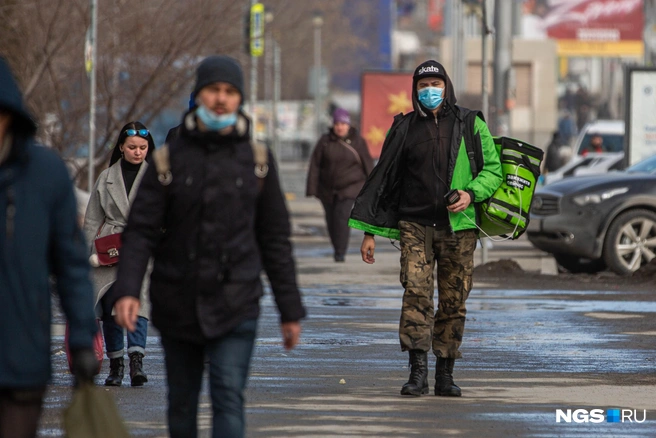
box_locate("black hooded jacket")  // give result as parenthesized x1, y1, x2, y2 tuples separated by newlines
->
(397, 60, 459, 227)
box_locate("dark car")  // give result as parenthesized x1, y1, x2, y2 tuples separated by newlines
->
(528, 154, 656, 275)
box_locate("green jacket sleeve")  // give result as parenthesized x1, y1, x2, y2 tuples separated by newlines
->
(465, 117, 502, 201)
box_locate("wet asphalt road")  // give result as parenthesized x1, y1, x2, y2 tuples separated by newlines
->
(42, 273, 656, 437)
(38, 163, 656, 437)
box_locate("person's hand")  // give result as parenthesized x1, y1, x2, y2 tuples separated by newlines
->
(71, 348, 99, 384)
(361, 235, 376, 264)
(114, 297, 140, 332)
(447, 190, 472, 213)
(281, 321, 301, 350)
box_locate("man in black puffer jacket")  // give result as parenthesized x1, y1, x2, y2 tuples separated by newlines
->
(109, 55, 306, 438)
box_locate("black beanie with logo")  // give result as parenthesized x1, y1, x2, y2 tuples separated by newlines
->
(192, 55, 244, 101)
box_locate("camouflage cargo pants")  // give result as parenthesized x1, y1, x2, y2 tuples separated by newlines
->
(398, 220, 477, 359)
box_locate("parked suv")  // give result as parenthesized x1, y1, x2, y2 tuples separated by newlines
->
(528, 154, 656, 275)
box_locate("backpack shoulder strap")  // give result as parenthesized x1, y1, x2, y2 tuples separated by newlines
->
(462, 109, 485, 179)
(251, 141, 269, 192)
(152, 144, 172, 186)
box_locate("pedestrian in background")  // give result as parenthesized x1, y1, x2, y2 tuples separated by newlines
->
(0, 56, 98, 438)
(306, 108, 373, 262)
(108, 55, 306, 438)
(350, 60, 502, 397)
(544, 131, 565, 173)
(83, 122, 155, 387)
(557, 110, 577, 147)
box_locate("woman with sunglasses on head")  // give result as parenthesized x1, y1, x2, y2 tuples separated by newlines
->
(83, 121, 155, 387)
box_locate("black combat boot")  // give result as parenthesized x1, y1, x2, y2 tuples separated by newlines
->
(104, 357, 124, 387)
(435, 357, 461, 397)
(400, 350, 429, 396)
(129, 352, 148, 387)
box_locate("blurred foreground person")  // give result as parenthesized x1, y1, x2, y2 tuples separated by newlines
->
(306, 108, 373, 261)
(0, 57, 98, 437)
(109, 55, 306, 438)
(83, 122, 155, 387)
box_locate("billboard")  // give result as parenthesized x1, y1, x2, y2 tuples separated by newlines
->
(625, 67, 656, 165)
(523, 0, 644, 57)
(360, 72, 413, 159)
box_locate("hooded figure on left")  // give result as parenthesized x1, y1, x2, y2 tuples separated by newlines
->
(0, 57, 99, 437)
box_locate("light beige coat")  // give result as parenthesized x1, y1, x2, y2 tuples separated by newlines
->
(83, 160, 151, 319)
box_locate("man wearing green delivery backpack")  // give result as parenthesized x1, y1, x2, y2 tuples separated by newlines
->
(348, 60, 502, 397)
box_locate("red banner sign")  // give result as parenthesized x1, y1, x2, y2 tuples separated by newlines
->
(360, 72, 414, 159)
(544, 0, 643, 41)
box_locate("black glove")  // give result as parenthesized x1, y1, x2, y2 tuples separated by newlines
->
(71, 348, 99, 384)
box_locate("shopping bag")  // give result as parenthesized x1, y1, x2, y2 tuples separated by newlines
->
(65, 319, 104, 375)
(63, 382, 131, 438)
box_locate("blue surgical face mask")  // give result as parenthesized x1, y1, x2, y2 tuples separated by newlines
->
(196, 105, 237, 131)
(418, 87, 444, 110)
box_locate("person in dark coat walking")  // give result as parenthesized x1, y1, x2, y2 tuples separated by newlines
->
(306, 108, 374, 261)
(544, 131, 565, 173)
(108, 55, 306, 438)
(0, 57, 98, 437)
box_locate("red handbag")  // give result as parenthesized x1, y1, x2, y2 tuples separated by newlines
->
(65, 319, 104, 375)
(94, 229, 122, 267)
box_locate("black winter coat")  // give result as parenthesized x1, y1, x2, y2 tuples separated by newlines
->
(110, 112, 306, 343)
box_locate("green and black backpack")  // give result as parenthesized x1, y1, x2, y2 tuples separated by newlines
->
(463, 111, 544, 239)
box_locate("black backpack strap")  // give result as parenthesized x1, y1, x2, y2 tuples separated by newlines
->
(462, 110, 485, 179)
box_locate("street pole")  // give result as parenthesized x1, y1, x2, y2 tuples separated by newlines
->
(250, 0, 258, 138)
(273, 40, 281, 160)
(493, 0, 512, 137)
(313, 12, 323, 142)
(88, 0, 97, 193)
(265, 11, 274, 150)
(451, 0, 463, 96)
(481, 0, 492, 264)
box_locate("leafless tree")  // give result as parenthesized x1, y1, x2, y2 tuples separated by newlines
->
(1, 0, 370, 186)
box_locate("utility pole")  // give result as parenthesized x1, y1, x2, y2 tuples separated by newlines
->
(273, 40, 281, 160)
(493, 0, 512, 137)
(451, 0, 466, 96)
(313, 12, 324, 142)
(480, 0, 494, 264)
(88, 0, 98, 193)
(249, 0, 257, 140)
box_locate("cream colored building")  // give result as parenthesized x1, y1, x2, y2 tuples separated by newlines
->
(439, 38, 558, 149)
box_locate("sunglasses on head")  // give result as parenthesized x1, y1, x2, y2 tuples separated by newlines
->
(125, 129, 149, 137)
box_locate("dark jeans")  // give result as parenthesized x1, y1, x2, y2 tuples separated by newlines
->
(0, 387, 45, 438)
(161, 319, 258, 438)
(102, 315, 148, 359)
(321, 197, 355, 259)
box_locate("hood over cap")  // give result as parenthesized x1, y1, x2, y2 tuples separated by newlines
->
(411, 60, 458, 118)
(0, 57, 37, 137)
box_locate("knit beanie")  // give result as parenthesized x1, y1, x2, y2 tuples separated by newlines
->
(192, 55, 244, 100)
(333, 108, 350, 124)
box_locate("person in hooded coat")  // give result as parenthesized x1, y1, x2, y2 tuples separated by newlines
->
(349, 60, 502, 398)
(0, 57, 98, 437)
(306, 108, 374, 262)
(83, 121, 155, 387)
